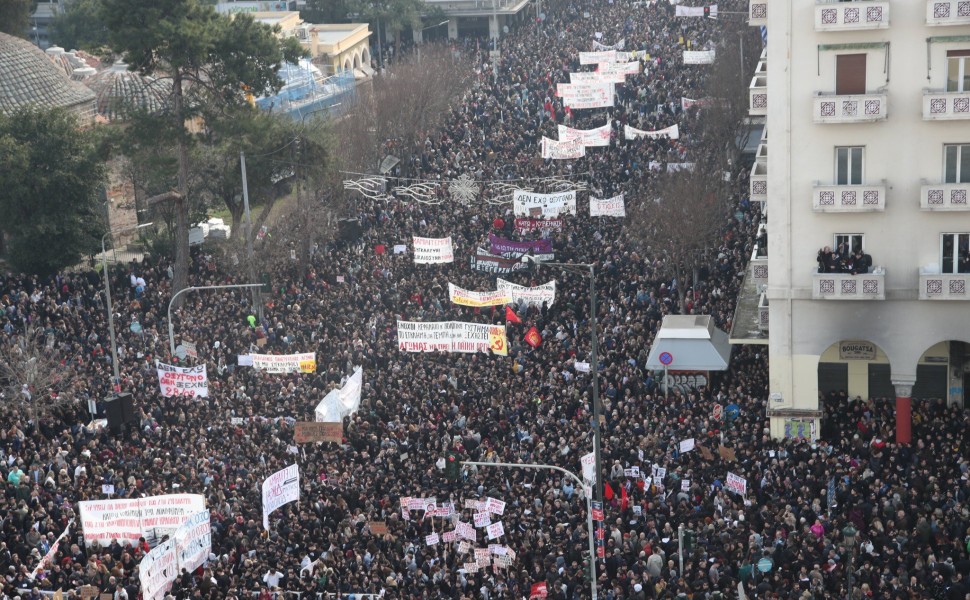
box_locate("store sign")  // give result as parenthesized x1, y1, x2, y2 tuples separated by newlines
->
(839, 341, 876, 360)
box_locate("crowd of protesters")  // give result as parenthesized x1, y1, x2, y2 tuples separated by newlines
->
(2, 0, 969, 599)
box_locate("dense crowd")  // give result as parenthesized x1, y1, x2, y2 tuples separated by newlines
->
(2, 0, 969, 599)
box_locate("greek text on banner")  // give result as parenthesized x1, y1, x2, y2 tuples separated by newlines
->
(156, 362, 208, 398)
(448, 284, 512, 307)
(251, 352, 316, 374)
(397, 321, 508, 356)
(413, 236, 455, 264)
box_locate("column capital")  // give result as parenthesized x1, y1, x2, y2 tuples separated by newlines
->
(892, 377, 916, 399)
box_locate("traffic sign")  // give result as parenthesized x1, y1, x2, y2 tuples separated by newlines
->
(658, 351, 673, 366)
(726, 403, 740, 420)
(712, 404, 723, 421)
(757, 557, 773, 573)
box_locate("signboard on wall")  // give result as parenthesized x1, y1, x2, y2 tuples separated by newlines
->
(839, 341, 876, 360)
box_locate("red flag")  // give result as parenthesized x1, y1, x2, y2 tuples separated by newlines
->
(604, 482, 614, 501)
(620, 484, 629, 512)
(524, 326, 542, 348)
(505, 306, 522, 324)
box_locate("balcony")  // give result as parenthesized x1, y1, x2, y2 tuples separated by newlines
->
(919, 273, 970, 299)
(813, 271, 886, 300)
(749, 0, 767, 26)
(750, 256, 768, 289)
(814, 93, 888, 123)
(922, 90, 970, 120)
(815, 1, 890, 31)
(926, 0, 970, 26)
(750, 157, 767, 202)
(749, 75, 767, 117)
(758, 292, 769, 332)
(813, 182, 886, 212)
(921, 182, 970, 210)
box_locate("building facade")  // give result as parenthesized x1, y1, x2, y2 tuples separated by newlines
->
(750, 0, 970, 441)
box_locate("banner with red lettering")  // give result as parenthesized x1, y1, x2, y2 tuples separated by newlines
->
(78, 494, 206, 547)
(590, 193, 626, 217)
(557, 122, 612, 147)
(413, 236, 455, 264)
(624, 123, 680, 140)
(262, 464, 300, 530)
(156, 362, 208, 398)
(541, 137, 585, 160)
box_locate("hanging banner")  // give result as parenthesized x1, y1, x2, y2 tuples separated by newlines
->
(683, 50, 716, 64)
(589, 193, 626, 217)
(496, 278, 557, 307)
(513, 190, 577, 218)
(541, 137, 585, 160)
(489, 233, 553, 256)
(470, 248, 530, 275)
(156, 362, 208, 398)
(396, 321, 508, 356)
(262, 464, 300, 530)
(514, 218, 564, 235)
(557, 122, 612, 147)
(675, 4, 716, 17)
(251, 352, 316, 374)
(624, 123, 680, 140)
(413, 236, 455, 264)
(591, 38, 625, 51)
(726, 472, 747, 496)
(579, 50, 618, 64)
(448, 284, 512, 307)
(78, 495, 206, 547)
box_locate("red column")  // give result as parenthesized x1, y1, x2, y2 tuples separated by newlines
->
(894, 383, 913, 445)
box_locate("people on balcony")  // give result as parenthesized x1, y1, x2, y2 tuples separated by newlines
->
(817, 246, 872, 274)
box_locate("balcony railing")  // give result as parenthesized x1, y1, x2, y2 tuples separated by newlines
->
(922, 90, 970, 120)
(750, 158, 767, 202)
(749, 75, 767, 117)
(813, 271, 886, 300)
(815, 1, 890, 31)
(926, 0, 970, 26)
(921, 182, 970, 210)
(813, 182, 886, 212)
(919, 273, 970, 299)
(814, 93, 888, 123)
(749, 0, 767, 26)
(758, 292, 769, 332)
(750, 256, 768, 289)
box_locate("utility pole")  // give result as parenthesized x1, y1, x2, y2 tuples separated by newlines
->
(239, 152, 263, 321)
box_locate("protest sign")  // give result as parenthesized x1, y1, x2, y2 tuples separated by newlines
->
(581, 452, 596, 483)
(294, 422, 343, 443)
(579, 50, 618, 64)
(513, 190, 577, 218)
(558, 82, 615, 109)
(486, 497, 507, 515)
(441, 531, 457, 543)
(413, 236, 455, 264)
(531, 582, 549, 599)
(261, 464, 300, 530)
(676, 4, 716, 16)
(541, 136, 585, 160)
(726, 472, 747, 496)
(570, 71, 622, 84)
(557, 122, 612, 147)
(79, 495, 206, 547)
(679, 438, 695, 453)
(699, 445, 715, 461)
(624, 123, 680, 140)
(590, 193, 626, 217)
(369, 522, 389, 535)
(497, 278, 556, 307)
(448, 283, 512, 307)
(682, 480, 691, 491)
(183, 341, 197, 359)
(140, 538, 177, 600)
(425, 533, 439, 546)
(464, 562, 479, 573)
(456, 521, 476, 540)
(470, 248, 529, 275)
(156, 362, 208, 398)
(174, 510, 211, 574)
(488, 233, 553, 256)
(397, 321, 508, 355)
(251, 352, 316, 374)
(718, 445, 737, 462)
(683, 50, 716, 64)
(486, 521, 505, 540)
(514, 218, 563, 235)
(474, 512, 492, 528)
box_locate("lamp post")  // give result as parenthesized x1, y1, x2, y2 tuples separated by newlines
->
(417, 20, 449, 65)
(463, 461, 598, 600)
(168, 284, 264, 358)
(101, 222, 153, 393)
(843, 525, 857, 599)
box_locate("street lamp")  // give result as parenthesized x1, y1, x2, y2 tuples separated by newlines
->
(463, 461, 598, 600)
(523, 257, 604, 510)
(168, 284, 264, 358)
(101, 222, 153, 393)
(843, 525, 857, 599)
(417, 20, 449, 65)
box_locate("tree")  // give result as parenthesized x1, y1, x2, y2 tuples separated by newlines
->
(101, 0, 306, 305)
(0, 0, 33, 38)
(0, 327, 78, 422)
(49, 0, 110, 51)
(0, 107, 107, 274)
(300, 0, 351, 24)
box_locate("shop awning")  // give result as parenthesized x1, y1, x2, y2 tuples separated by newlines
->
(645, 315, 733, 371)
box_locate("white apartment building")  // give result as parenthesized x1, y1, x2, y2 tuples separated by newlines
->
(746, 0, 970, 442)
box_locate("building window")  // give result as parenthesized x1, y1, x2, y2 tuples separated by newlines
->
(945, 144, 970, 184)
(836, 54, 867, 95)
(835, 147, 864, 185)
(835, 234, 864, 254)
(946, 50, 970, 93)
(942, 233, 970, 274)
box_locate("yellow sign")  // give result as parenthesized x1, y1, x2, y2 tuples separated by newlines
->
(299, 358, 317, 373)
(489, 327, 508, 356)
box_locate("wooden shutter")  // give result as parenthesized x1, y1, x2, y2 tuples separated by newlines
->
(836, 54, 867, 95)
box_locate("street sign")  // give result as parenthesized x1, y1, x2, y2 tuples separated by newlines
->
(712, 404, 723, 421)
(757, 557, 773, 573)
(726, 403, 740, 420)
(658, 351, 673, 366)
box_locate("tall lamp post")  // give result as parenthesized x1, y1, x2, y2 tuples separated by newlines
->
(523, 258, 604, 509)
(463, 461, 598, 600)
(417, 20, 449, 65)
(101, 222, 154, 393)
(843, 525, 857, 599)
(168, 284, 264, 358)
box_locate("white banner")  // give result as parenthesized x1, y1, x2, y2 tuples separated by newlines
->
(78, 494, 206, 546)
(726, 472, 747, 496)
(579, 50, 618, 64)
(513, 190, 577, 218)
(558, 122, 611, 147)
(314, 366, 364, 423)
(486, 521, 505, 540)
(675, 4, 717, 16)
(174, 510, 211, 575)
(251, 352, 316, 374)
(139, 510, 211, 600)
(448, 283, 512, 307)
(581, 452, 596, 483)
(557, 82, 615, 109)
(496, 278, 556, 307)
(590, 193, 626, 217)
(396, 321, 508, 356)
(591, 38, 625, 51)
(541, 136, 585, 160)
(262, 464, 300, 529)
(683, 50, 716, 64)
(624, 123, 680, 140)
(413, 236, 455, 264)
(599, 60, 641, 77)
(679, 438, 695, 453)
(570, 71, 620, 84)
(140, 538, 177, 600)
(156, 362, 208, 398)
(28, 520, 73, 580)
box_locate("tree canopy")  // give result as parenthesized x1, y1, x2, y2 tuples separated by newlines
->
(49, 0, 110, 52)
(0, 0, 33, 38)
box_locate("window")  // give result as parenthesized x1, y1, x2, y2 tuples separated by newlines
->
(941, 233, 970, 274)
(946, 50, 970, 93)
(836, 54, 867, 95)
(835, 234, 864, 254)
(836, 147, 864, 185)
(944, 144, 970, 184)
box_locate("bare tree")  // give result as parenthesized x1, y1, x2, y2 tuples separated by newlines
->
(0, 327, 78, 422)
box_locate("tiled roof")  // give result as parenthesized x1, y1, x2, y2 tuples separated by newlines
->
(0, 32, 97, 119)
(84, 62, 171, 121)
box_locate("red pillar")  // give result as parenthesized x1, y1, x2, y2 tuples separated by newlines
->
(894, 383, 913, 445)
